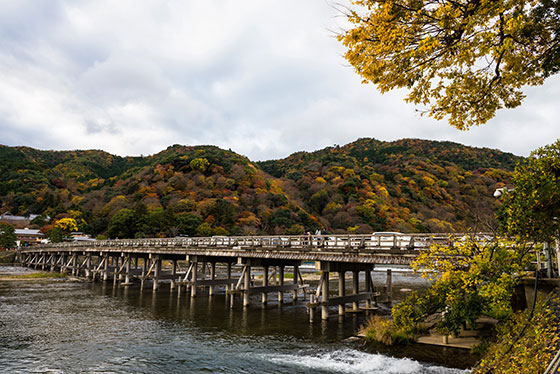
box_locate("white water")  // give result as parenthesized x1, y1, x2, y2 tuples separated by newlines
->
(258, 348, 470, 374)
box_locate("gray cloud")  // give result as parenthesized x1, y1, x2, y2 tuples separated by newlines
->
(0, 0, 557, 160)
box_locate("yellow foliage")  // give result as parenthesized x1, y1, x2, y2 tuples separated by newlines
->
(70, 196, 84, 205)
(54, 218, 78, 233)
(339, 0, 551, 128)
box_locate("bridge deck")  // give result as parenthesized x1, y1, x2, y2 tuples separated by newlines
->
(20, 233, 492, 265)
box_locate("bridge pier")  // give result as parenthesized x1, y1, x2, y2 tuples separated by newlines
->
(321, 271, 329, 320)
(191, 260, 198, 297)
(262, 266, 268, 305)
(153, 256, 161, 291)
(209, 262, 216, 296)
(338, 271, 345, 316)
(72, 254, 78, 276)
(308, 262, 376, 321)
(170, 260, 177, 290)
(243, 263, 251, 308)
(141, 258, 148, 288)
(386, 269, 393, 305)
(278, 266, 284, 304)
(124, 255, 132, 285)
(85, 253, 92, 279)
(352, 271, 359, 311)
(293, 265, 299, 302)
(103, 253, 109, 281)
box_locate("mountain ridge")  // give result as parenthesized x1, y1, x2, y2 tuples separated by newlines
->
(0, 138, 522, 238)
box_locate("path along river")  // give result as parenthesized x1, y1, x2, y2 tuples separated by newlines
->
(0, 266, 473, 374)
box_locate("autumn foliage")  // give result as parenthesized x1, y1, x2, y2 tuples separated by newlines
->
(0, 139, 520, 238)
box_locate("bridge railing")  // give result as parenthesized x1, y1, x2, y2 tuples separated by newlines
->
(28, 233, 495, 253)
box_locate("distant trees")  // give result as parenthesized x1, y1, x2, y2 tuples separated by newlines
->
(189, 158, 210, 172)
(0, 139, 520, 238)
(0, 223, 17, 249)
(107, 209, 137, 239)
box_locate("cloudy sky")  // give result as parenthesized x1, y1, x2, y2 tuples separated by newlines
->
(0, 1, 558, 161)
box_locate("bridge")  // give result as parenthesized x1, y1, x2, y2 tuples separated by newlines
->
(18, 233, 490, 321)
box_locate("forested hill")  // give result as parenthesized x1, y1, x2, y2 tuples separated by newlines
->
(0, 139, 522, 238)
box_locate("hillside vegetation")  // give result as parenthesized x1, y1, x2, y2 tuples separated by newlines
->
(0, 138, 522, 238)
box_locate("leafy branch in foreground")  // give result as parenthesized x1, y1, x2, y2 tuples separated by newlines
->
(498, 139, 560, 243)
(339, 0, 560, 128)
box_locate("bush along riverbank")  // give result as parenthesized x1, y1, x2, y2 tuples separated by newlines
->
(361, 238, 560, 372)
(472, 288, 560, 373)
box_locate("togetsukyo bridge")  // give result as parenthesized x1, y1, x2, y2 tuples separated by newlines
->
(18, 233, 492, 321)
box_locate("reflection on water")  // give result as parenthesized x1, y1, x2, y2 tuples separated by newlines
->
(0, 268, 471, 374)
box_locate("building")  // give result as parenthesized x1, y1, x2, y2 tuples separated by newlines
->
(15, 228, 45, 247)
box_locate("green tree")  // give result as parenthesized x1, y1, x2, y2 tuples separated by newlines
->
(339, 0, 560, 128)
(107, 209, 137, 239)
(47, 227, 64, 243)
(499, 139, 560, 242)
(0, 223, 17, 249)
(205, 199, 236, 228)
(391, 237, 533, 336)
(176, 213, 203, 236)
(196, 222, 214, 237)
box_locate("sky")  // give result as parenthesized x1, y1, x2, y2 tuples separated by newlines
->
(0, 0, 558, 161)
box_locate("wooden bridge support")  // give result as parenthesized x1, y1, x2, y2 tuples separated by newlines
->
(307, 261, 381, 321)
(226, 259, 306, 309)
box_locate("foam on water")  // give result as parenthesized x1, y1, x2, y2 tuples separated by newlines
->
(258, 348, 470, 374)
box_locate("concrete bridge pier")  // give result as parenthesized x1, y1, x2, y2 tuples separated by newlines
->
(84, 253, 92, 279)
(191, 260, 198, 297)
(292, 265, 299, 301)
(103, 253, 109, 281)
(113, 256, 119, 286)
(321, 271, 329, 320)
(225, 262, 232, 293)
(152, 256, 161, 291)
(365, 270, 372, 308)
(278, 266, 284, 304)
(72, 254, 78, 276)
(352, 270, 359, 311)
(124, 255, 132, 285)
(262, 266, 269, 305)
(209, 262, 216, 296)
(170, 260, 177, 290)
(386, 269, 393, 305)
(243, 263, 251, 308)
(338, 271, 345, 316)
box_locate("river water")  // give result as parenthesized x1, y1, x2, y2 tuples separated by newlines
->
(0, 267, 471, 374)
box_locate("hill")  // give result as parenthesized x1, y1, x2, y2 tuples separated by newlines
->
(0, 139, 522, 238)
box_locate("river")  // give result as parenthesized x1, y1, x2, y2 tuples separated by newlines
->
(0, 266, 472, 374)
